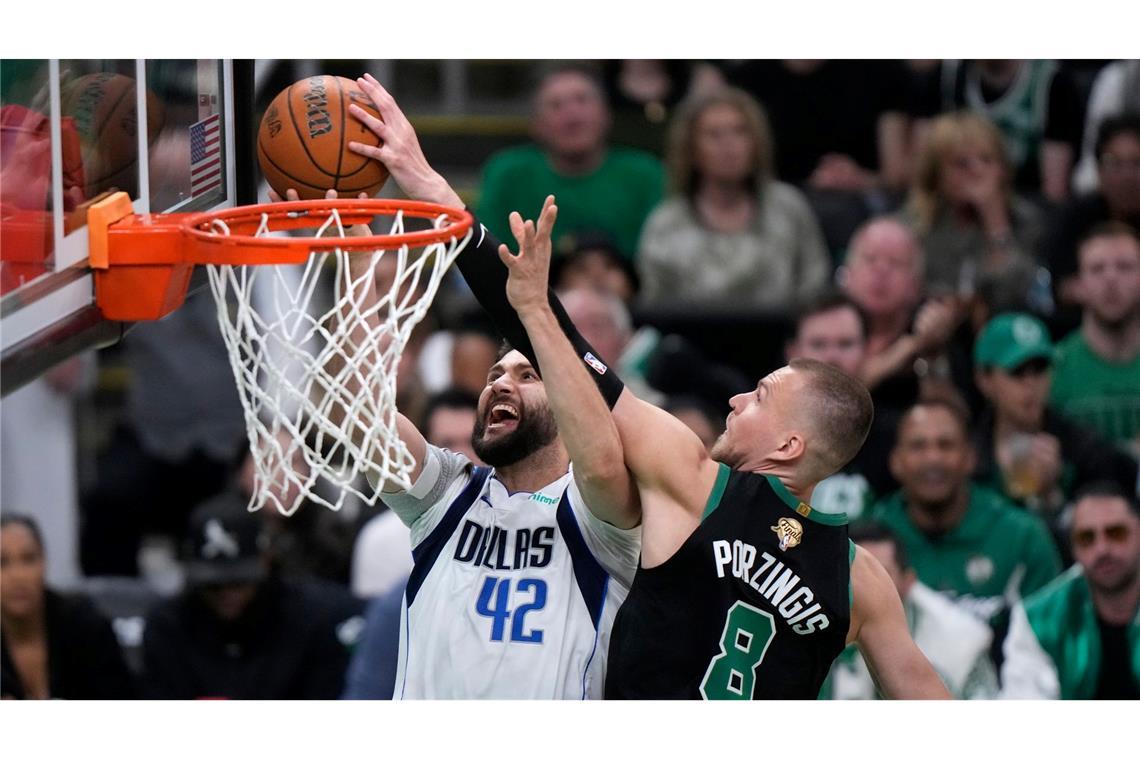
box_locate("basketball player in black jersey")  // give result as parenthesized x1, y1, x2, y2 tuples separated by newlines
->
(347, 74, 949, 699)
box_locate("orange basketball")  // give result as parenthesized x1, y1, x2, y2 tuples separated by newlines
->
(257, 75, 388, 200)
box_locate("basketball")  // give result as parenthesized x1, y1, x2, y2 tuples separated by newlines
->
(59, 72, 165, 199)
(257, 75, 389, 200)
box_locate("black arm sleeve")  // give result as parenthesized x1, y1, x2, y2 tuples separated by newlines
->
(456, 216, 626, 408)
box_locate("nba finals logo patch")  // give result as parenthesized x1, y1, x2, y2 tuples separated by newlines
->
(771, 517, 803, 551)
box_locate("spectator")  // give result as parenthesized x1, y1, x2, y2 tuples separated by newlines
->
(821, 522, 998, 700)
(1045, 116, 1140, 314)
(551, 231, 639, 304)
(636, 87, 830, 310)
(477, 63, 664, 260)
(1001, 483, 1140, 698)
(866, 400, 1061, 622)
(141, 492, 363, 699)
(1, 515, 135, 699)
(1071, 61, 1140, 195)
(351, 388, 482, 599)
(1050, 224, 1140, 455)
(913, 60, 1083, 202)
(0, 354, 93, 588)
(841, 218, 966, 398)
(785, 291, 877, 517)
(903, 111, 1046, 317)
(972, 313, 1139, 531)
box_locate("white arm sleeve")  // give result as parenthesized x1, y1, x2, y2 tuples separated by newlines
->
(999, 602, 1061, 699)
(565, 473, 641, 589)
(376, 445, 474, 546)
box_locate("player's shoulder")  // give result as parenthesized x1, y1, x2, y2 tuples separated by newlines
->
(849, 543, 897, 615)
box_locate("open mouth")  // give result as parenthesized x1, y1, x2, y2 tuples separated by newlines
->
(486, 402, 520, 431)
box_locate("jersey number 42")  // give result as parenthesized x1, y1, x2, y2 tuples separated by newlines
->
(476, 576, 547, 643)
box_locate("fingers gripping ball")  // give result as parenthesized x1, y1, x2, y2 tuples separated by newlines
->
(257, 75, 389, 200)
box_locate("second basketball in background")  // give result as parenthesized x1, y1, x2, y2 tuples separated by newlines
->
(256, 75, 389, 200)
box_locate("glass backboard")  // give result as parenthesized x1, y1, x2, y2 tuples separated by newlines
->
(0, 59, 254, 394)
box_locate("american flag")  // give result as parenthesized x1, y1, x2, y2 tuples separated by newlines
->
(189, 113, 222, 197)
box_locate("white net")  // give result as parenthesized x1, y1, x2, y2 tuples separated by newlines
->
(204, 206, 471, 515)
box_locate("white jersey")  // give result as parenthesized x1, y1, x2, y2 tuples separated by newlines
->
(381, 445, 640, 699)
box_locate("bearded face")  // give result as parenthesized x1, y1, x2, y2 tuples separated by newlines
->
(471, 351, 559, 468)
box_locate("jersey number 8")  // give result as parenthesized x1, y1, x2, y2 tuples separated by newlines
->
(699, 601, 777, 700)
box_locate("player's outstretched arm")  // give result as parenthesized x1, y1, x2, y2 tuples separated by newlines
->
(847, 545, 952, 699)
(348, 74, 624, 409)
(500, 198, 639, 529)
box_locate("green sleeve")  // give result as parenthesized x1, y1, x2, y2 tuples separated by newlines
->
(1020, 517, 1063, 597)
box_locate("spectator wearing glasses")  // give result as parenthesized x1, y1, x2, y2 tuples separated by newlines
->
(1001, 482, 1140, 699)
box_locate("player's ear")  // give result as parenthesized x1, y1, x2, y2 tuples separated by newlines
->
(772, 433, 806, 463)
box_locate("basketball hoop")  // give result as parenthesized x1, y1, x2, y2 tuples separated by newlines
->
(88, 191, 474, 515)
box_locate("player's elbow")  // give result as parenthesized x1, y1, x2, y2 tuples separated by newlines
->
(575, 455, 629, 494)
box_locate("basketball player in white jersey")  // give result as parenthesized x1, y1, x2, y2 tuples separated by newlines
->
(323, 76, 642, 697)
(374, 348, 639, 698)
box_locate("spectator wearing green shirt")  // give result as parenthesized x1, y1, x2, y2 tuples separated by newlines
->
(476, 64, 664, 261)
(867, 399, 1061, 622)
(1001, 482, 1140, 699)
(971, 313, 1139, 543)
(1050, 223, 1140, 457)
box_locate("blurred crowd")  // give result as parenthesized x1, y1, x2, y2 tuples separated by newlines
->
(2, 59, 1138, 700)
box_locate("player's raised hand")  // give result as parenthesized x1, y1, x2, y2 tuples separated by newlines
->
(499, 195, 558, 316)
(346, 73, 463, 209)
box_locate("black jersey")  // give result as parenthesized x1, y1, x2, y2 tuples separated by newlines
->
(606, 464, 852, 699)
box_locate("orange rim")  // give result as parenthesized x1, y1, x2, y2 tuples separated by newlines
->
(91, 193, 474, 321)
(180, 198, 474, 263)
